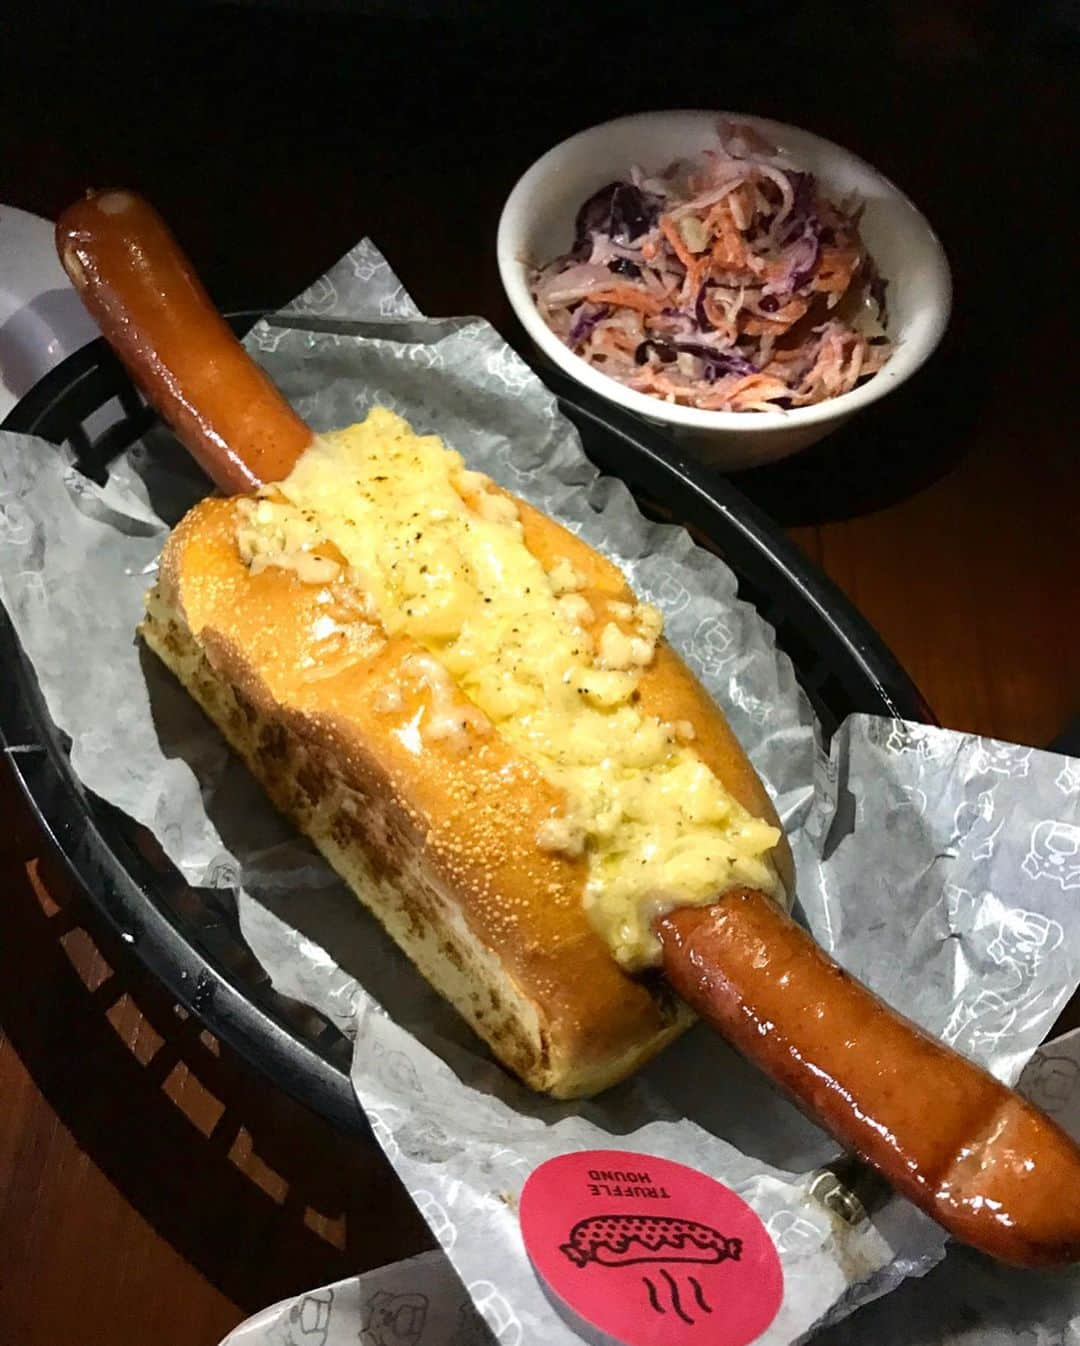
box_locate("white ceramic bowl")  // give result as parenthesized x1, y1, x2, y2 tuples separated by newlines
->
(497, 110, 951, 471)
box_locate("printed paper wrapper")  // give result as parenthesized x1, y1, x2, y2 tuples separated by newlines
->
(223, 1030, 1080, 1345)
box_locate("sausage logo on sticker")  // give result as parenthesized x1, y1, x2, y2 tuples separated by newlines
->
(520, 1150, 783, 1346)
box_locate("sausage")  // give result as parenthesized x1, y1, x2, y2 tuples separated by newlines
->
(657, 890, 1080, 1267)
(56, 191, 311, 492)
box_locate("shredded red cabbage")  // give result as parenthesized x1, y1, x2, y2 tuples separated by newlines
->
(573, 182, 661, 257)
(531, 123, 892, 412)
(568, 303, 610, 349)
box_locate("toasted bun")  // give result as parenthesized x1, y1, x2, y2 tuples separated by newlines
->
(140, 494, 791, 1097)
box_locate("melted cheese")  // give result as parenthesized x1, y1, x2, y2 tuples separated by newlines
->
(236, 408, 781, 968)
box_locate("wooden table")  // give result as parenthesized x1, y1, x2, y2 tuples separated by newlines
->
(2, 5, 1077, 1343)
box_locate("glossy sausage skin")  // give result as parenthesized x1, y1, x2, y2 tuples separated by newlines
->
(56, 191, 311, 492)
(658, 891, 1080, 1267)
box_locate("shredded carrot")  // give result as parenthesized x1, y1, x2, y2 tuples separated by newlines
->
(812, 247, 860, 295)
(742, 296, 809, 337)
(659, 215, 700, 272)
(581, 287, 666, 316)
(679, 257, 710, 306)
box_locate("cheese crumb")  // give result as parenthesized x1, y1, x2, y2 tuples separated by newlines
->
(403, 652, 490, 751)
(634, 603, 663, 641)
(536, 815, 587, 858)
(627, 637, 654, 666)
(548, 558, 586, 595)
(597, 622, 635, 671)
(557, 593, 594, 628)
(452, 466, 520, 525)
(453, 468, 489, 495)
(570, 666, 637, 708)
(474, 492, 519, 525)
(237, 496, 342, 585)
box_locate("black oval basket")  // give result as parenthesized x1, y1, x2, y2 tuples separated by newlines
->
(0, 318, 933, 1134)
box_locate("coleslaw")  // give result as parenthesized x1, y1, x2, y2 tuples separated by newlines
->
(531, 122, 891, 412)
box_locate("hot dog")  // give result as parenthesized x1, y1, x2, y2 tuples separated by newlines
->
(658, 893, 1080, 1267)
(56, 191, 311, 492)
(58, 194, 788, 1097)
(55, 190, 1080, 1267)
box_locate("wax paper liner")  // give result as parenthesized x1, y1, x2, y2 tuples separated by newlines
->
(2, 240, 1079, 1344)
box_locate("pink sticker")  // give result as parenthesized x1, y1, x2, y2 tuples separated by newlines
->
(520, 1149, 782, 1346)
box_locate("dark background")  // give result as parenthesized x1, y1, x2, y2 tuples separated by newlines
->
(1, 4, 1078, 1344)
(3, 0, 1077, 525)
